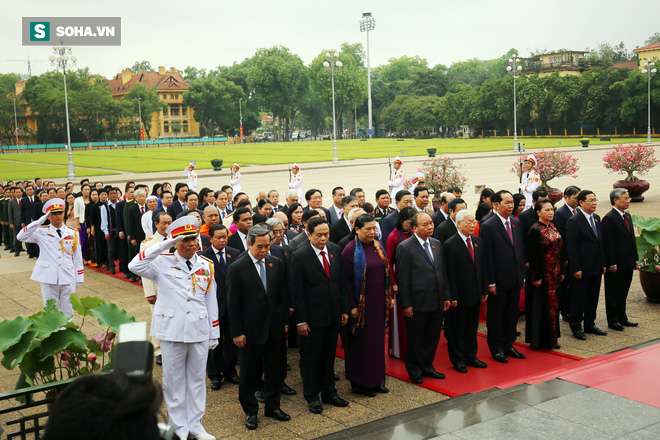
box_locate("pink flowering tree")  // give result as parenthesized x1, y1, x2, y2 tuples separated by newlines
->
(511, 150, 579, 189)
(603, 144, 659, 182)
(418, 156, 468, 200)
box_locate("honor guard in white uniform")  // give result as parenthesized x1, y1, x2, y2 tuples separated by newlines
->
(289, 163, 304, 202)
(231, 163, 242, 193)
(389, 156, 405, 200)
(519, 154, 540, 211)
(17, 198, 84, 315)
(129, 215, 219, 440)
(184, 161, 198, 191)
(409, 172, 425, 193)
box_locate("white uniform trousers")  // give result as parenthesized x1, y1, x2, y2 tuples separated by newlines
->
(161, 340, 210, 439)
(148, 303, 161, 356)
(40, 283, 75, 315)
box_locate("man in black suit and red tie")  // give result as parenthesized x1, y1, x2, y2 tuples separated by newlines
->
(443, 209, 489, 373)
(566, 190, 607, 340)
(202, 224, 241, 390)
(479, 190, 526, 363)
(291, 217, 350, 414)
(227, 224, 290, 430)
(601, 188, 639, 331)
(552, 185, 581, 321)
(396, 212, 451, 384)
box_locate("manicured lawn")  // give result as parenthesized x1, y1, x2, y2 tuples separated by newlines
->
(0, 161, 119, 181)
(0, 137, 646, 177)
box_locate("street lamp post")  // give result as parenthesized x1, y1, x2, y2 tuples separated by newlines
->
(507, 55, 523, 151)
(360, 12, 375, 139)
(642, 60, 657, 144)
(49, 46, 77, 180)
(13, 98, 19, 147)
(137, 97, 143, 146)
(323, 52, 343, 163)
(239, 98, 243, 143)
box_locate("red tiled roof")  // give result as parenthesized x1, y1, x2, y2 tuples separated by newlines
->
(634, 42, 660, 52)
(612, 61, 638, 69)
(104, 70, 191, 96)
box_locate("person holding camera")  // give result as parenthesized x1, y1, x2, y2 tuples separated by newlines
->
(129, 215, 219, 440)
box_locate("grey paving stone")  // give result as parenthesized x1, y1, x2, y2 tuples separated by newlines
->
(535, 388, 660, 437)
(617, 429, 660, 440)
(645, 422, 660, 434)
(502, 379, 587, 406)
(450, 407, 613, 440)
(429, 434, 463, 440)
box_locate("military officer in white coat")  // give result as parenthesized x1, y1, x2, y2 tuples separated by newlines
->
(231, 163, 242, 194)
(289, 163, 304, 202)
(519, 154, 540, 211)
(17, 198, 84, 315)
(129, 215, 219, 440)
(184, 161, 198, 191)
(389, 156, 405, 200)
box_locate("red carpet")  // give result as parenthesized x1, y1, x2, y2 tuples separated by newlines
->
(557, 344, 660, 408)
(87, 260, 142, 287)
(337, 333, 581, 397)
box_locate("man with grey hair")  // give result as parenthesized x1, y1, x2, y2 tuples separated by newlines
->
(272, 211, 290, 245)
(330, 195, 359, 244)
(227, 223, 291, 430)
(127, 188, 149, 283)
(432, 191, 455, 227)
(280, 189, 299, 216)
(601, 188, 639, 331)
(337, 207, 366, 250)
(268, 190, 284, 213)
(256, 191, 268, 205)
(443, 209, 488, 373)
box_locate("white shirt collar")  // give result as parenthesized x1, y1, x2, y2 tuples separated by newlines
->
(613, 207, 626, 217)
(414, 233, 429, 247)
(495, 211, 510, 227)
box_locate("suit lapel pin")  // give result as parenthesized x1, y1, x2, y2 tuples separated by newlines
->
(268, 263, 273, 267)
(329, 254, 334, 258)
(227, 254, 231, 258)
(474, 243, 478, 247)
(432, 246, 436, 249)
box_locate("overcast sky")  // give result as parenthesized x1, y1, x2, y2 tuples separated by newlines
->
(1, 0, 656, 79)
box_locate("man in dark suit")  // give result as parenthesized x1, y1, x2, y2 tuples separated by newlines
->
(303, 189, 331, 220)
(433, 198, 466, 244)
(227, 207, 253, 253)
(396, 212, 451, 384)
(381, 190, 413, 244)
(227, 224, 291, 430)
(517, 188, 547, 239)
(20, 185, 38, 258)
(202, 224, 241, 390)
(327, 187, 345, 224)
(431, 192, 455, 228)
(480, 190, 526, 363)
(167, 183, 189, 220)
(7, 187, 23, 256)
(267, 190, 285, 215)
(443, 210, 488, 373)
(602, 189, 639, 331)
(566, 190, 607, 340)
(552, 185, 581, 320)
(291, 217, 350, 414)
(127, 189, 148, 250)
(329, 195, 359, 244)
(279, 190, 299, 217)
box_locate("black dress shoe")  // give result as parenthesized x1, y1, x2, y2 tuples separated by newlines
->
(227, 374, 240, 384)
(155, 355, 162, 366)
(608, 323, 624, 331)
(334, 373, 340, 381)
(493, 353, 509, 363)
(554, 344, 561, 349)
(130, 276, 137, 283)
(281, 383, 297, 395)
(352, 385, 378, 396)
(255, 390, 265, 403)
(322, 395, 349, 407)
(123, 273, 131, 279)
(504, 348, 526, 359)
(467, 358, 488, 368)
(286, 363, 291, 371)
(409, 376, 423, 384)
(245, 414, 258, 430)
(210, 378, 222, 390)
(422, 371, 446, 379)
(585, 326, 607, 335)
(374, 385, 389, 393)
(573, 330, 587, 340)
(455, 363, 468, 373)
(264, 408, 291, 421)
(621, 320, 638, 327)
(562, 314, 570, 322)
(308, 401, 323, 414)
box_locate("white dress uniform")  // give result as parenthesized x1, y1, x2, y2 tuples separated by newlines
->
(139, 233, 166, 357)
(231, 163, 242, 193)
(519, 155, 540, 211)
(389, 158, 405, 200)
(129, 220, 219, 440)
(409, 172, 425, 193)
(17, 200, 84, 316)
(289, 164, 304, 202)
(184, 161, 198, 191)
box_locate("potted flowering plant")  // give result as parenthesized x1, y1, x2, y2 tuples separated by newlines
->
(510, 150, 579, 203)
(0, 294, 136, 401)
(418, 156, 467, 202)
(603, 144, 658, 202)
(632, 215, 660, 302)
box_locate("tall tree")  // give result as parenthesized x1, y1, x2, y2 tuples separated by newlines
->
(183, 76, 244, 136)
(125, 60, 155, 72)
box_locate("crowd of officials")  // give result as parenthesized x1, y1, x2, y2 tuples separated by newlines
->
(1, 156, 641, 439)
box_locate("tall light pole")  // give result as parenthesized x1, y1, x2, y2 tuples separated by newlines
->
(49, 46, 77, 180)
(137, 97, 143, 146)
(642, 60, 657, 144)
(507, 55, 523, 151)
(323, 51, 342, 163)
(13, 97, 19, 147)
(239, 98, 244, 143)
(360, 12, 375, 139)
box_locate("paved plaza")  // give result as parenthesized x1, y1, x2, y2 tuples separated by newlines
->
(1, 142, 659, 438)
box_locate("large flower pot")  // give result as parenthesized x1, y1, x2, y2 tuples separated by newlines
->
(547, 189, 563, 205)
(639, 270, 660, 303)
(613, 180, 650, 202)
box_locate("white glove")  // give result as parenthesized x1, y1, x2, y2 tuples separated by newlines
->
(39, 213, 49, 224)
(209, 339, 219, 350)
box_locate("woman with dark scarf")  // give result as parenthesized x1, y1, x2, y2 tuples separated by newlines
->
(341, 214, 394, 397)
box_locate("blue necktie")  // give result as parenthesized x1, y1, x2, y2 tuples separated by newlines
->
(258, 260, 267, 290)
(217, 251, 226, 275)
(589, 216, 598, 237)
(423, 241, 434, 263)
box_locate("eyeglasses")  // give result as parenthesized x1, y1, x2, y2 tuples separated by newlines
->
(585, 199, 598, 203)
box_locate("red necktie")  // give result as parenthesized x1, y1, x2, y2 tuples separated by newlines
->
(320, 250, 330, 277)
(572, 208, 576, 215)
(623, 214, 631, 233)
(505, 220, 514, 244)
(141, 206, 145, 215)
(466, 237, 475, 262)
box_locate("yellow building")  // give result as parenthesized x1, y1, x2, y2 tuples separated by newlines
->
(522, 50, 591, 77)
(634, 42, 660, 69)
(12, 81, 38, 145)
(106, 66, 200, 138)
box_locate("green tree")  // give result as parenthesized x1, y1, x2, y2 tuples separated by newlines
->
(644, 33, 660, 46)
(122, 83, 167, 140)
(577, 67, 630, 128)
(434, 84, 475, 133)
(586, 42, 634, 66)
(381, 95, 440, 132)
(183, 76, 244, 136)
(125, 60, 155, 72)
(182, 66, 207, 82)
(613, 70, 660, 129)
